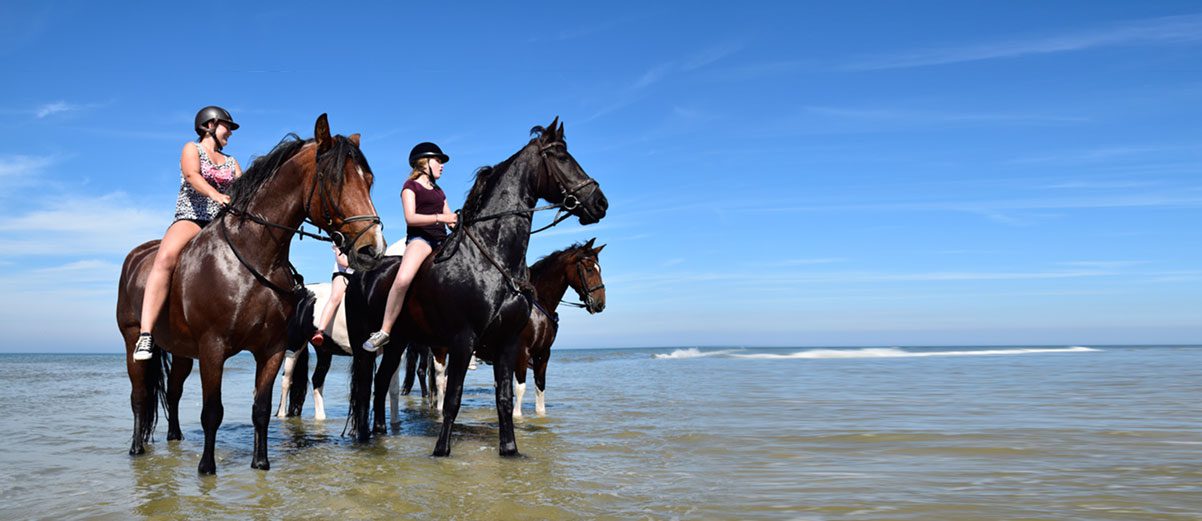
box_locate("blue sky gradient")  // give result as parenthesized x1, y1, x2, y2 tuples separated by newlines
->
(2, 2, 1199, 352)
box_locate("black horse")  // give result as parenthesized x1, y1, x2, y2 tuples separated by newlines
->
(346, 117, 607, 456)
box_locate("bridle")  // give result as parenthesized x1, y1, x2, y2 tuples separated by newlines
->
(221, 140, 381, 294)
(438, 139, 597, 300)
(561, 256, 605, 312)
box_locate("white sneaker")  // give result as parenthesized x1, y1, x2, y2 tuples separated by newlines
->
(133, 334, 154, 361)
(363, 331, 389, 353)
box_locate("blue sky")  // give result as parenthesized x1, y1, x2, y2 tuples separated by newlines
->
(2, 2, 1199, 352)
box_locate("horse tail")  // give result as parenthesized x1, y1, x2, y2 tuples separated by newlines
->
(344, 272, 376, 441)
(288, 346, 310, 417)
(135, 348, 170, 444)
(285, 289, 316, 417)
(347, 348, 376, 440)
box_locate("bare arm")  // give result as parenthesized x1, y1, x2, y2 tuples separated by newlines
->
(180, 143, 230, 205)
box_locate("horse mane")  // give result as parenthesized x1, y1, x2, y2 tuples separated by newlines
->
(531, 240, 592, 272)
(461, 125, 555, 223)
(225, 133, 369, 216)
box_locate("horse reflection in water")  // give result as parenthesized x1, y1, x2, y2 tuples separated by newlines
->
(347, 117, 608, 457)
(116, 114, 384, 474)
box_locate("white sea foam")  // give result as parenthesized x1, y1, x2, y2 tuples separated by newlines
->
(653, 348, 743, 359)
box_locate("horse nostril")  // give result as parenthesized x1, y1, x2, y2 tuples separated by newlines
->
(599, 195, 609, 211)
(357, 245, 378, 259)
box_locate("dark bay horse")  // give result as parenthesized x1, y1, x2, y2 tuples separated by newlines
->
(346, 117, 608, 457)
(116, 114, 384, 474)
(513, 238, 606, 416)
(417, 239, 607, 416)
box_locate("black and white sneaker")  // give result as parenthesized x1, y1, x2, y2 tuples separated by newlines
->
(133, 333, 154, 361)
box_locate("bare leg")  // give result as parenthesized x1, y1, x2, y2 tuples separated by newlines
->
(377, 239, 432, 336)
(313, 275, 347, 345)
(138, 221, 201, 335)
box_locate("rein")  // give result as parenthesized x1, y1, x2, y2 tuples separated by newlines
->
(219, 140, 381, 295)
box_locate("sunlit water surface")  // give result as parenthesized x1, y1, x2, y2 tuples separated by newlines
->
(2, 345, 1201, 520)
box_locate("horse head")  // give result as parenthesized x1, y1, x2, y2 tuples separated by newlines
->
(306, 114, 385, 271)
(564, 237, 607, 314)
(530, 117, 608, 225)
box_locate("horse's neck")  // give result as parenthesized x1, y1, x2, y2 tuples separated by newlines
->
(227, 160, 307, 266)
(469, 156, 539, 271)
(530, 259, 570, 313)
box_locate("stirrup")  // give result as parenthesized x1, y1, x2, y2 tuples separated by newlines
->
(133, 333, 154, 361)
(362, 331, 389, 353)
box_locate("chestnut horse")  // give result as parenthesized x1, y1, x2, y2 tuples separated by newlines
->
(116, 114, 384, 474)
(346, 118, 608, 457)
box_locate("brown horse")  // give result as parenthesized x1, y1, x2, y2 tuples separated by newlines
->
(513, 238, 606, 416)
(346, 117, 608, 457)
(116, 114, 384, 474)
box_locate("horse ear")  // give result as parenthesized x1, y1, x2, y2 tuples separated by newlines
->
(349, 133, 361, 147)
(584, 237, 596, 248)
(593, 243, 606, 255)
(315, 113, 332, 154)
(545, 116, 559, 141)
(557, 121, 565, 140)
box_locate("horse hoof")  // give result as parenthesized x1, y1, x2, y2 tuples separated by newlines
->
(500, 450, 522, 458)
(167, 432, 182, 441)
(372, 424, 388, 434)
(129, 445, 145, 456)
(432, 447, 451, 457)
(198, 462, 217, 475)
(251, 460, 270, 471)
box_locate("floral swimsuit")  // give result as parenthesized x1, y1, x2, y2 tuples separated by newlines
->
(173, 143, 236, 225)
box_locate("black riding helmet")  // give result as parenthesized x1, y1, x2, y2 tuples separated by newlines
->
(194, 106, 240, 138)
(408, 142, 449, 167)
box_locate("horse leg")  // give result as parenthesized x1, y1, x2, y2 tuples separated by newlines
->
(513, 348, 529, 419)
(197, 351, 225, 475)
(401, 344, 418, 395)
(432, 344, 472, 457)
(166, 355, 193, 440)
(373, 343, 403, 433)
(276, 349, 297, 418)
(251, 349, 285, 470)
(493, 338, 521, 457)
(312, 351, 332, 421)
(416, 346, 429, 398)
(432, 351, 448, 413)
(389, 361, 401, 426)
(533, 352, 550, 416)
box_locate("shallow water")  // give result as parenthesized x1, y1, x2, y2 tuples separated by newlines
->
(2, 346, 1201, 520)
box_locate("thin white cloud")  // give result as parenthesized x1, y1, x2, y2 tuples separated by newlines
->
(848, 13, 1202, 70)
(36, 101, 74, 118)
(0, 192, 169, 256)
(0, 154, 54, 177)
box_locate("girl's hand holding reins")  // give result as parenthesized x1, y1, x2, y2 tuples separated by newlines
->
(440, 212, 458, 226)
(216, 193, 232, 206)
